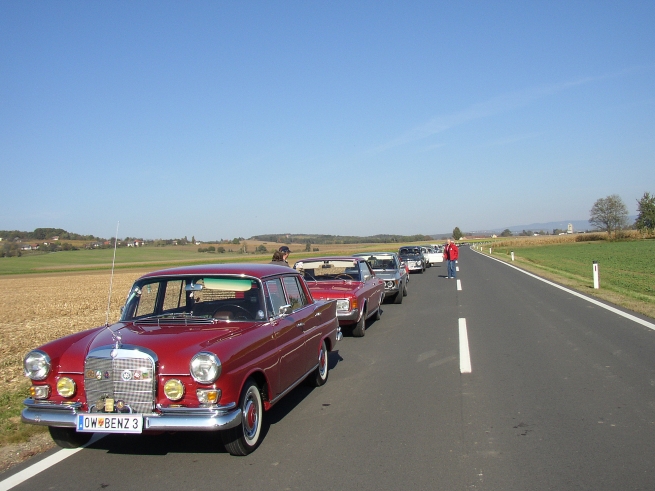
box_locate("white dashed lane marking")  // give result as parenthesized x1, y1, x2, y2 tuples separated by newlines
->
(459, 318, 472, 373)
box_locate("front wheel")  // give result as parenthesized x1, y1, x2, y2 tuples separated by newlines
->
(221, 379, 263, 456)
(402, 280, 408, 297)
(307, 340, 329, 387)
(393, 289, 403, 304)
(48, 426, 92, 449)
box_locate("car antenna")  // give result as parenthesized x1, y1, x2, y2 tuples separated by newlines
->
(105, 222, 122, 351)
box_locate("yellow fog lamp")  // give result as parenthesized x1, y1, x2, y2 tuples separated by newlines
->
(197, 389, 221, 405)
(164, 379, 185, 401)
(30, 385, 51, 400)
(56, 377, 76, 398)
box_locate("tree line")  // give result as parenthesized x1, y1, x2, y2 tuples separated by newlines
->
(251, 233, 434, 244)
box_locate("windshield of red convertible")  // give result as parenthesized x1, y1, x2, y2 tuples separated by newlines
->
(121, 276, 266, 322)
(294, 260, 361, 282)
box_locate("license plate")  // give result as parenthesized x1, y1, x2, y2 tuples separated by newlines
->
(77, 414, 143, 433)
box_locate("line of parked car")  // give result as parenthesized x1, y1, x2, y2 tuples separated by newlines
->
(20, 244, 444, 457)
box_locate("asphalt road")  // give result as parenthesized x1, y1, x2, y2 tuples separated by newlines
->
(4, 248, 655, 490)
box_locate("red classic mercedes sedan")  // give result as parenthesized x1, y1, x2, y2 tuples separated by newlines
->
(22, 264, 341, 455)
(293, 257, 385, 337)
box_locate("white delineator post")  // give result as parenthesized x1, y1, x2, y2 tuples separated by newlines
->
(511, 251, 514, 261)
(593, 261, 599, 289)
(489, 248, 492, 254)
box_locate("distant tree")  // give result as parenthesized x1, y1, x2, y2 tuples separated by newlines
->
(232, 238, 240, 244)
(635, 192, 655, 235)
(452, 227, 463, 240)
(500, 229, 512, 237)
(589, 194, 629, 237)
(256, 245, 267, 254)
(305, 241, 311, 252)
(217, 246, 225, 253)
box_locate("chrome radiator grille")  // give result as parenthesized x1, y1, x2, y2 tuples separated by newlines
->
(84, 348, 156, 414)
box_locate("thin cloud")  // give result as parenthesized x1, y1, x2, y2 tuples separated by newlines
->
(489, 132, 542, 146)
(373, 67, 650, 154)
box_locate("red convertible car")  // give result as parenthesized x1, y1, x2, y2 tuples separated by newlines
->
(22, 264, 341, 455)
(293, 257, 384, 337)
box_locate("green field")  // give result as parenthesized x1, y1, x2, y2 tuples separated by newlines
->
(0, 242, 418, 275)
(0, 246, 243, 275)
(489, 240, 655, 304)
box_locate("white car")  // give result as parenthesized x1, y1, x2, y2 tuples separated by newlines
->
(424, 246, 443, 265)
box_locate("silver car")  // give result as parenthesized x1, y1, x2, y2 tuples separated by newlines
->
(353, 252, 408, 304)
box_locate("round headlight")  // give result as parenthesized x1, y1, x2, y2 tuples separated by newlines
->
(24, 350, 51, 381)
(336, 299, 350, 311)
(190, 352, 221, 384)
(164, 379, 185, 401)
(56, 377, 76, 398)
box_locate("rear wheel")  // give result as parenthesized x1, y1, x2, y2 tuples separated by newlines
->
(352, 308, 366, 337)
(307, 340, 329, 387)
(374, 294, 383, 318)
(221, 379, 263, 456)
(48, 426, 92, 449)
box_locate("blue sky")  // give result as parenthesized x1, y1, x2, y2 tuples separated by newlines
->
(1, 1, 653, 240)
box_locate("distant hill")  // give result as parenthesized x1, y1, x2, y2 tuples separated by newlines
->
(250, 233, 433, 244)
(465, 216, 638, 236)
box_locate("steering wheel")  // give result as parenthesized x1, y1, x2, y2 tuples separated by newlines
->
(213, 305, 253, 320)
(335, 274, 355, 280)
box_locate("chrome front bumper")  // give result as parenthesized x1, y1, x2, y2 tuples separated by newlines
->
(337, 308, 360, 323)
(22, 399, 242, 432)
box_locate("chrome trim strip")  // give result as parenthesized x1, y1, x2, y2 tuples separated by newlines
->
(87, 345, 159, 362)
(157, 403, 237, 414)
(269, 364, 318, 406)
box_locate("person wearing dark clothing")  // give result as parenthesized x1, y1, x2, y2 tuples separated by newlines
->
(270, 246, 291, 266)
(444, 239, 459, 279)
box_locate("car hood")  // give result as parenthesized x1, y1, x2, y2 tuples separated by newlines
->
(55, 321, 247, 375)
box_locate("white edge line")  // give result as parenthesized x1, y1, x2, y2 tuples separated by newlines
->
(459, 318, 472, 373)
(456, 279, 462, 291)
(472, 248, 655, 330)
(0, 434, 104, 491)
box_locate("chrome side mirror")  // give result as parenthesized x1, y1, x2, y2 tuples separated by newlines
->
(278, 304, 293, 316)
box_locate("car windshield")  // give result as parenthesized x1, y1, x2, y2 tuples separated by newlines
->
(362, 255, 397, 270)
(121, 276, 266, 322)
(295, 260, 361, 282)
(399, 247, 421, 255)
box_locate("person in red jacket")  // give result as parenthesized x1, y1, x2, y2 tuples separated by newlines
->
(444, 239, 459, 279)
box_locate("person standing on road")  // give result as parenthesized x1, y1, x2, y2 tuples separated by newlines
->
(270, 246, 291, 266)
(444, 239, 459, 279)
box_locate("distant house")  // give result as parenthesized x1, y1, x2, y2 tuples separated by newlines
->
(20, 244, 33, 251)
(52, 236, 59, 241)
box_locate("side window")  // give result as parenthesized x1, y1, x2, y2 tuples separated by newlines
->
(135, 282, 160, 317)
(162, 280, 184, 313)
(283, 276, 308, 311)
(265, 279, 286, 317)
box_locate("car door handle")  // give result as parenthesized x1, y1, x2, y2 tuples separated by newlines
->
(314, 312, 322, 317)
(296, 322, 305, 328)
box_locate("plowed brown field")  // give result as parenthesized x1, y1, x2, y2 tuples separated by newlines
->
(0, 270, 148, 394)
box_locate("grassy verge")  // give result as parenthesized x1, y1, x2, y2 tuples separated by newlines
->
(0, 383, 47, 447)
